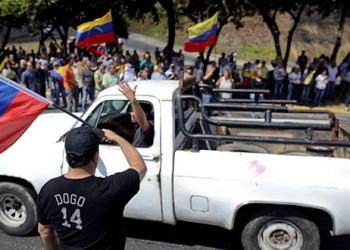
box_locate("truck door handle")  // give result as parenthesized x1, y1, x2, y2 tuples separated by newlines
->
(142, 154, 160, 161)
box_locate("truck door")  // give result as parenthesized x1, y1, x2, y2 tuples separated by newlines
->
(63, 95, 163, 222)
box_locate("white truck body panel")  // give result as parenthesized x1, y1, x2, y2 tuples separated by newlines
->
(174, 150, 350, 234)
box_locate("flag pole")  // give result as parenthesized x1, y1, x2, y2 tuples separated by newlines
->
(52, 103, 94, 129)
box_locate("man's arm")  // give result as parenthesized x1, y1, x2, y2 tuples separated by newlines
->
(118, 82, 150, 131)
(103, 129, 147, 181)
(38, 223, 59, 250)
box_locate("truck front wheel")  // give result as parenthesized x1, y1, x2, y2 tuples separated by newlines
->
(241, 207, 320, 250)
(0, 182, 37, 236)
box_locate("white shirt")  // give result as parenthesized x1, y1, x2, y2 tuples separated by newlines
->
(315, 74, 328, 90)
(288, 72, 301, 84)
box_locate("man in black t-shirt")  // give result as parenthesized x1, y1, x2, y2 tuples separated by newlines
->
(37, 126, 147, 249)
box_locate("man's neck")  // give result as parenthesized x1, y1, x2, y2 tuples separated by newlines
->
(64, 166, 95, 179)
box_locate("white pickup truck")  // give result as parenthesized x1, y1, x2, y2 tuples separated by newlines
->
(1, 79, 350, 249)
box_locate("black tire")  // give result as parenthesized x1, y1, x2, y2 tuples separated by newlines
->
(0, 182, 37, 236)
(217, 142, 271, 154)
(241, 207, 320, 250)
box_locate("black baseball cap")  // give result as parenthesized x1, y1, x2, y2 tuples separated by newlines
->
(65, 127, 104, 156)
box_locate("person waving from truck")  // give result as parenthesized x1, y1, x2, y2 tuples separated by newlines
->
(104, 82, 154, 147)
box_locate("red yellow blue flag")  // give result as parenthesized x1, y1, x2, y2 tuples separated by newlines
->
(0, 76, 52, 153)
(184, 12, 218, 53)
(86, 43, 106, 55)
(77, 10, 115, 48)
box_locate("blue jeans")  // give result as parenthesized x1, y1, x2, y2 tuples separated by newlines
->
(325, 81, 335, 100)
(345, 95, 350, 107)
(82, 85, 95, 110)
(273, 80, 284, 99)
(55, 83, 67, 107)
(202, 93, 213, 103)
(287, 83, 295, 100)
(314, 89, 325, 107)
(300, 84, 312, 105)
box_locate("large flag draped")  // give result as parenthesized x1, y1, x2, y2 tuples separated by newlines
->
(184, 12, 218, 53)
(77, 10, 115, 48)
(0, 76, 52, 153)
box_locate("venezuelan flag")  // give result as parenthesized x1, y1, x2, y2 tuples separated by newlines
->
(0, 76, 52, 153)
(86, 43, 106, 55)
(77, 10, 115, 48)
(184, 12, 218, 53)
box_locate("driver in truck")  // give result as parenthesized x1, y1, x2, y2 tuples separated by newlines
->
(104, 81, 154, 147)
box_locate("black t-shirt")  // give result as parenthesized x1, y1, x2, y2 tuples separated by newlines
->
(37, 168, 140, 250)
(132, 121, 154, 148)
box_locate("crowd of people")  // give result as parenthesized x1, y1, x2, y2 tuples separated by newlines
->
(1, 43, 350, 112)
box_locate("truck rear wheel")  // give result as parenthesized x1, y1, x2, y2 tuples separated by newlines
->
(0, 182, 37, 236)
(241, 207, 320, 250)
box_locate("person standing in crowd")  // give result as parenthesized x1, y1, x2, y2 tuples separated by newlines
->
(308, 57, 319, 72)
(296, 50, 308, 74)
(136, 69, 148, 81)
(151, 63, 167, 80)
(8, 54, 19, 76)
(33, 61, 46, 97)
(94, 62, 105, 95)
(164, 64, 177, 80)
(272, 60, 286, 99)
(73, 62, 84, 109)
(201, 63, 218, 103)
(37, 126, 147, 249)
(21, 61, 36, 92)
(63, 56, 79, 112)
(325, 60, 338, 101)
(2, 62, 19, 82)
(121, 57, 136, 82)
(184, 65, 196, 80)
(218, 58, 231, 76)
(250, 68, 265, 119)
(287, 65, 301, 102)
(215, 69, 235, 100)
(18, 59, 27, 80)
(299, 68, 316, 106)
(51, 61, 67, 108)
(81, 60, 96, 111)
(338, 63, 350, 102)
(260, 60, 269, 90)
(102, 64, 119, 89)
(139, 52, 154, 79)
(240, 63, 253, 99)
(313, 68, 329, 107)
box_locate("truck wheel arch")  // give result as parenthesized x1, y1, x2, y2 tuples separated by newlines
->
(233, 204, 333, 247)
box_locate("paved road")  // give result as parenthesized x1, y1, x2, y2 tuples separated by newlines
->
(2, 218, 350, 250)
(0, 219, 233, 250)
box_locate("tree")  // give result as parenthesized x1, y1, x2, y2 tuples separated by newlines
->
(315, 0, 350, 61)
(158, 0, 176, 58)
(0, 0, 28, 52)
(243, 0, 309, 66)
